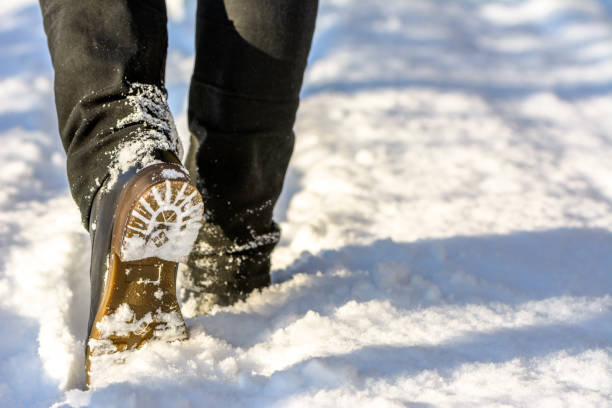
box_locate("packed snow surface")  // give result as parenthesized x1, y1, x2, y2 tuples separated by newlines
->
(1, 0, 612, 406)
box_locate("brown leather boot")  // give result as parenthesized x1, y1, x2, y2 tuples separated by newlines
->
(86, 162, 203, 386)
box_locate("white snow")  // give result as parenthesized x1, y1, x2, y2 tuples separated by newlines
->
(1, 0, 612, 406)
(120, 179, 203, 262)
(159, 168, 188, 180)
(88, 305, 188, 389)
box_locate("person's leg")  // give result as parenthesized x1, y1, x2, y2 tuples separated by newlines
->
(39, 0, 182, 228)
(182, 0, 318, 313)
(39, 0, 203, 386)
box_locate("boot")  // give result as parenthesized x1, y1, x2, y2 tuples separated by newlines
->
(86, 160, 203, 385)
(178, 135, 278, 316)
(178, 221, 278, 316)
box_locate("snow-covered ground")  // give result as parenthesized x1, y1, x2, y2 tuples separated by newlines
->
(1, 0, 612, 406)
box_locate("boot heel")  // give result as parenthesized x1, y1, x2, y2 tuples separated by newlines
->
(118, 178, 203, 263)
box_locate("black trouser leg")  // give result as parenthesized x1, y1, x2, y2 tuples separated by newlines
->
(183, 0, 318, 308)
(39, 0, 182, 228)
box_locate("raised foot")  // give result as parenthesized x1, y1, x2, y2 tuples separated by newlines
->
(87, 165, 203, 387)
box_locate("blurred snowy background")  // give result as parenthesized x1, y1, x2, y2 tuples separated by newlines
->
(1, 0, 611, 406)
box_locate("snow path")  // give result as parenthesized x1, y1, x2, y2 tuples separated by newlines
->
(1, 0, 612, 406)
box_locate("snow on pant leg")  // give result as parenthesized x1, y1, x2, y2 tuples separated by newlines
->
(39, 0, 182, 229)
(183, 0, 318, 306)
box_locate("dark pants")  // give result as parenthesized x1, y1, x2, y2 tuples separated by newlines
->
(39, 0, 318, 303)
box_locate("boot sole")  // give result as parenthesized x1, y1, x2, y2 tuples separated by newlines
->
(86, 166, 203, 385)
